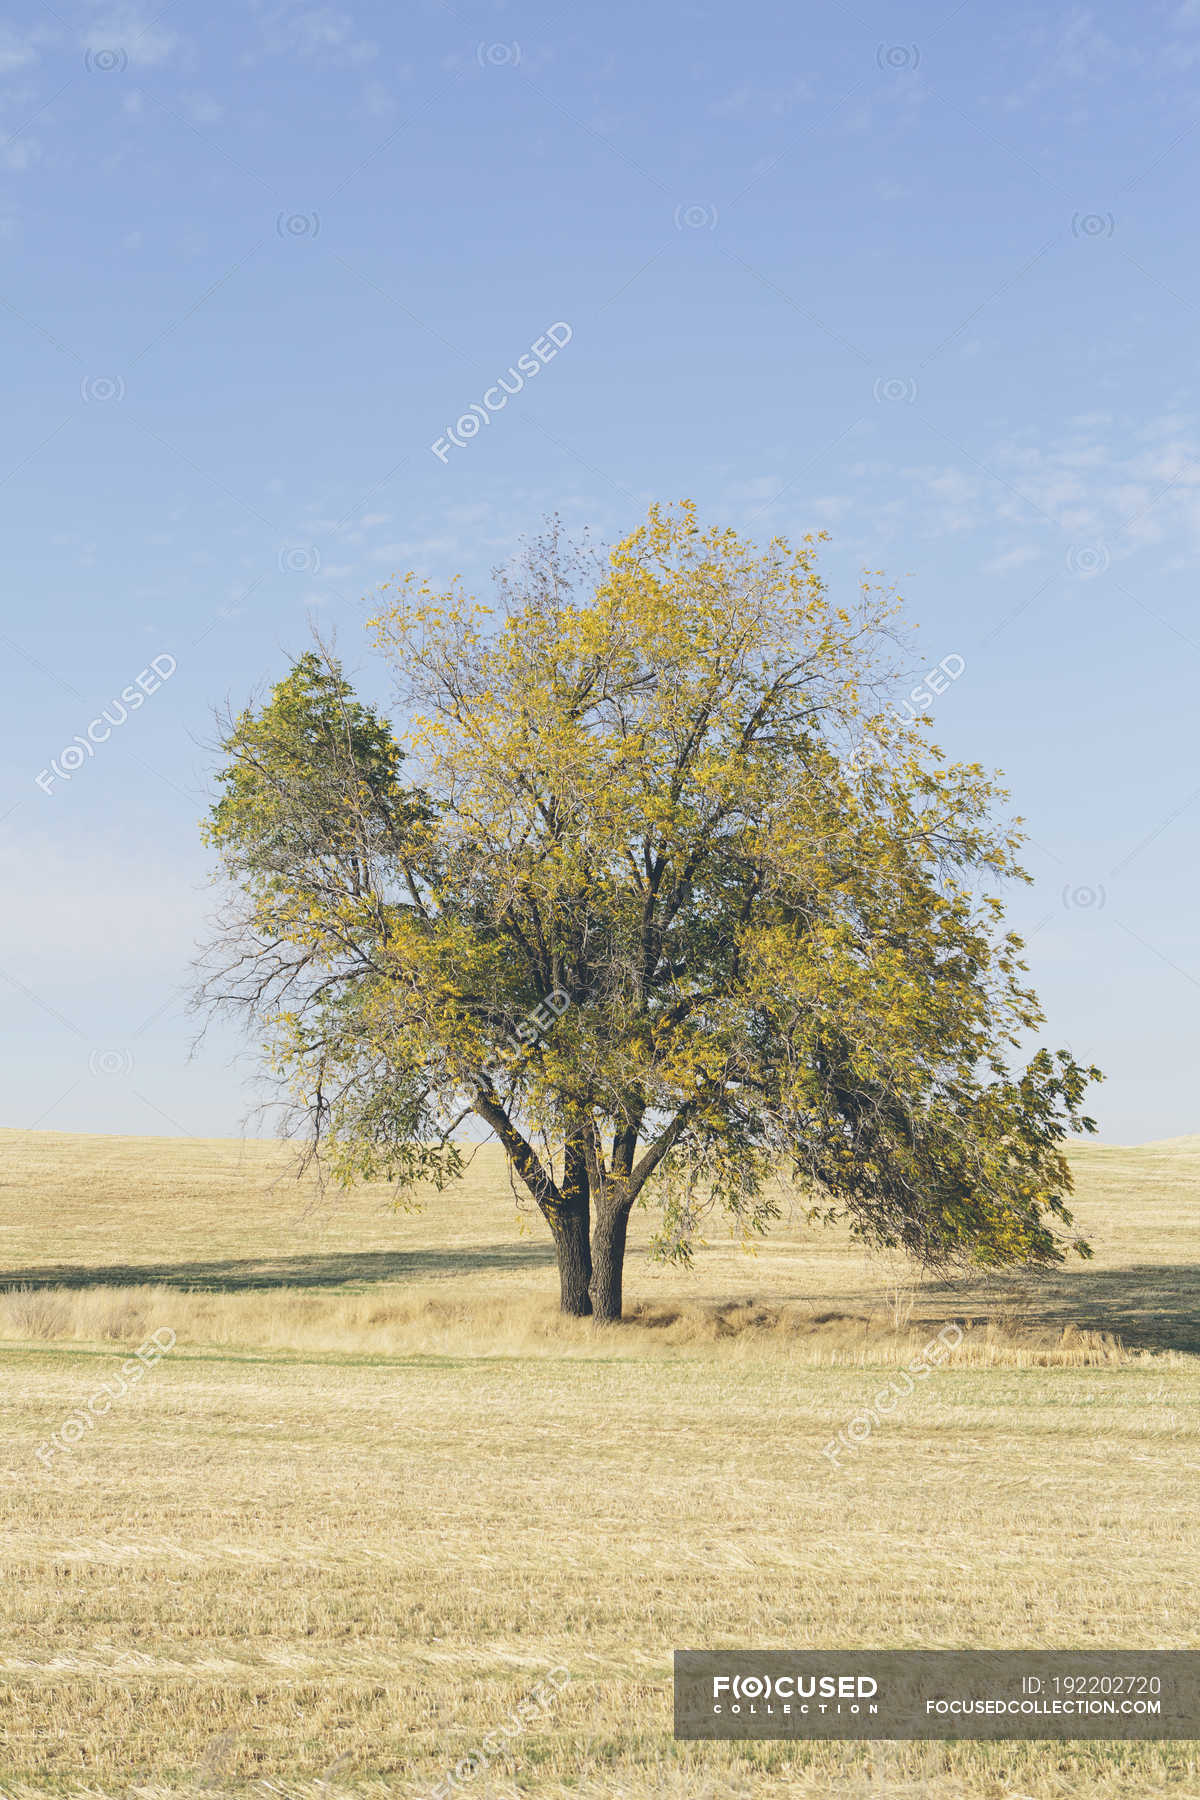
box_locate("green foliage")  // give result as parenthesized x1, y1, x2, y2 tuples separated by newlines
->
(206, 650, 414, 887)
(202, 650, 457, 1195)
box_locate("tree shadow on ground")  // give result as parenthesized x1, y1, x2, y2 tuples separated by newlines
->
(918, 1262, 1200, 1355)
(1, 1253, 1195, 1352)
(0, 1245, 556, 1293)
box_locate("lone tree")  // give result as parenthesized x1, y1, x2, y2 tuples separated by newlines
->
(200, 503, 1099, 1322)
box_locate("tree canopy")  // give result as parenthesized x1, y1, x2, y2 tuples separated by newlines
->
(200, 503, 1100, 1321)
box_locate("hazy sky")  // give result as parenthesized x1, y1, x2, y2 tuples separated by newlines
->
(2, 0, 1197, 1145)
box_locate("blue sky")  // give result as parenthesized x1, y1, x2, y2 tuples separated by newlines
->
(2, 0, 1197, 1145)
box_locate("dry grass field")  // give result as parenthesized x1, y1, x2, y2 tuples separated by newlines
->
(1, 1126, 1198, 1799)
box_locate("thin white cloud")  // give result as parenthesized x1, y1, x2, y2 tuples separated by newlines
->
(0, 139, 39, 171)
(250, 2, 376, 66)
(0, 24, 44, 73)
(1000, 7, 1136, 111)
(80, 5, 179, 68)
(184, 92, 224, 125)
(982, 544, 1043, 574)
(709, 78, 814, 120)
(718, 412, 1200, 576)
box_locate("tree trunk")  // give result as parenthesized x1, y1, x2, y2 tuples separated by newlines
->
(590, 1201, 630, 1323)
(550, 1204, 593, 1316)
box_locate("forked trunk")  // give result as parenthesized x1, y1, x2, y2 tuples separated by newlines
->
(590, 1201, 630, 1323)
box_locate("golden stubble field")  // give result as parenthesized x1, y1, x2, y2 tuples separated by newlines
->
(0, 1127, 1198, 1799)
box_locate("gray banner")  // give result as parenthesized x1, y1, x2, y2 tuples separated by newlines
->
(674, 1651, 1200, 1739)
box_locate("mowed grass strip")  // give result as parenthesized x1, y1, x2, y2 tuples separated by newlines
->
(0, 1129, 1198, 1796)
